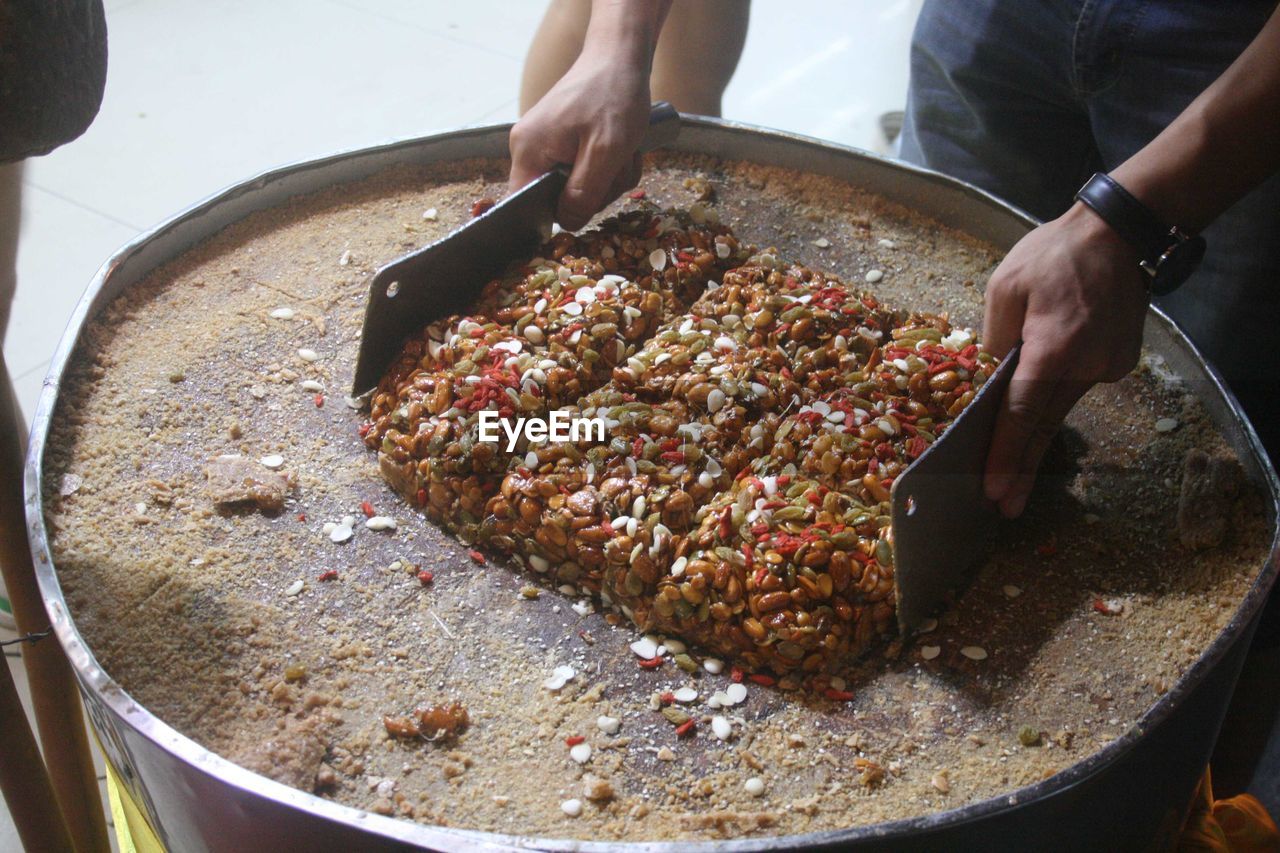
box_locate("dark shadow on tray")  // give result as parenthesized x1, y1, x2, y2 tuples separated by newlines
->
(809, 424, 1097, 712)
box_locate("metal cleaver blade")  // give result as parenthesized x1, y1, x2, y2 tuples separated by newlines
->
(889, 343, 1021, 634)
(351, 102, 681, 397)
(350, 170, 562, 396)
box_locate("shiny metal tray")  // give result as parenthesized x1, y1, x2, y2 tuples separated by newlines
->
(24, 119, 1280, 852)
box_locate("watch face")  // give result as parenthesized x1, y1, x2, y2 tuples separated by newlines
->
(1152, 235, 1206, 295)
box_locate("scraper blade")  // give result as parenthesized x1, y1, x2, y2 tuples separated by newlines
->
(890, 343, 1021, 633)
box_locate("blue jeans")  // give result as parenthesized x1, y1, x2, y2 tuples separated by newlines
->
(899, 0, 1280, 455)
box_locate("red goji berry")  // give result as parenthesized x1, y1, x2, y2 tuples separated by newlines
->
(925, 359, 956, 375)
(360, 501, 375, 518)
(564, 735, 585, 747)
(638, 657, 663, 670)
(417, 570, 434, 585)
(468, 549, 486, 565)
(674, 719, 696, 737)
(318, 569, 338, 582)
(1093, 598, 1121, 615)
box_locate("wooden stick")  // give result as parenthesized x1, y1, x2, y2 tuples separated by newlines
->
(0, 360, 110, 853)
(0, 639, 74, 853)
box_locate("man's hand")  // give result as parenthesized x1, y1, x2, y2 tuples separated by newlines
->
(982, 5, 1280, 518)
(508, 0, 670, 231)
(982, 202, 1149, 518)
(508, 51, 649, 230)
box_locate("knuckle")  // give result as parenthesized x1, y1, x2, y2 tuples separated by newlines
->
(564, 181, 603, 211)
(508, 122, 533, 153)
(985, 272, 1015, 300)
(586, 136, 627, 166)
(1003, 396, 1044, 430)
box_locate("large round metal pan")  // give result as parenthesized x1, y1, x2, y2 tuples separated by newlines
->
(24, 119, 1280, 851)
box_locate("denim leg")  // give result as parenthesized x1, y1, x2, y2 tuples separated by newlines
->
(903, 0, 1280, 454)
(899, 0, 1101, 222)
(1083, 0, 1280, 454)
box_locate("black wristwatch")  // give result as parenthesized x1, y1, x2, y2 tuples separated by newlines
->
(1074, 172, 1206, 296)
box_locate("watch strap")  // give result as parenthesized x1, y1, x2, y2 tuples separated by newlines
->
(1074, 173, 1170, 266)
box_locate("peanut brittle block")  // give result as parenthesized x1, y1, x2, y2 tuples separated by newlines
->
(367, 206, 997, 674)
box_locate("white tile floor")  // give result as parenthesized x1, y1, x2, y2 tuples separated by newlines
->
(0, 1, 918, 848)
(5, 0, 918, 424)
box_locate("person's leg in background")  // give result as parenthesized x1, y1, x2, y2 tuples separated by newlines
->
(519, 0, 592, 115)
(1, 3, 114, 847)
(904, 0, 1280, 465)
(0, 160, 22, 630)
(0, 161, 19, 338)
(1083, 0, 1280, 463)
(518, 0, 749, 117)
(904, 0, 1280, 811)
(1080, 0, 1280, 806)
(648, 0, 748, 117)
(898, 0, 1100, 221)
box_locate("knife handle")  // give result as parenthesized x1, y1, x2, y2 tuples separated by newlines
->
(638, 101, 681, 153)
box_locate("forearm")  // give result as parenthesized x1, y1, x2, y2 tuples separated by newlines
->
(983, 9, 1280, 518)
(509, 0, 673, 225)
(1111, 6, 1280, 231)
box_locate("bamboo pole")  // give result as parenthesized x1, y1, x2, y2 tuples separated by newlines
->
(1, 357, 110, 852)
(0, 639, 74, 853)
